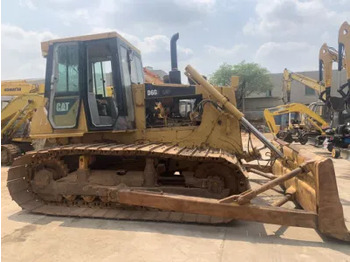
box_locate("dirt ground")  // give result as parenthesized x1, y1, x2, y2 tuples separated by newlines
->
(2, 140, 350, 262)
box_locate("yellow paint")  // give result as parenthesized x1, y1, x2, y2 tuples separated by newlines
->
(264, 103, 329, 136)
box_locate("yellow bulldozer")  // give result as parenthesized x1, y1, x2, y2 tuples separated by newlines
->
(7, 32, 349, 241)
(1, 60, 166, 166)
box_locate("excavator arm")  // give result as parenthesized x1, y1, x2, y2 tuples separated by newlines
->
(283, 69, 325, 104)
(1, 80, 44, 96)
(1, 94, 45, 165)
(263, 108, 279, 136)
(264, 103, 329, 136)
(282, 69, 292, 104)
(319, 43, 339, 101)
(1, 94, 45, 142)
(338, 21, 350, 104)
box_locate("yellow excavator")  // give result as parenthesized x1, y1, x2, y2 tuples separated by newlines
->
(7, 32, 349, 241)
(283, 36, 346, 121)
(338, 21, 350, 110)
(264, 69, 330, 144)
(282, 69, 325, 105)
(272, 37, 345, 144)
(1, 80, 45, 165)
(1, 79, 44, 96)
(326, 21, 350, 157)
(316, 22, 350, 157)
(266, 22, 349, 153)
(1, 79, 44, 109)
(318, 21, 350, 123)
(319, 43, 339, 102)
(318, 42, 350, 125)
(264, 103, 329, 144)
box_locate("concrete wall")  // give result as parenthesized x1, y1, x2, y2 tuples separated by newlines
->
(244, 97, 281, 121)
(243, 70, 347, 123)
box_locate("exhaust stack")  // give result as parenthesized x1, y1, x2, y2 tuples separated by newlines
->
(169, 33, 181, 84)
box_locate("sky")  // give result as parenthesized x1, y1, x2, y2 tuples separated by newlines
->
(1, 0, 350, 80)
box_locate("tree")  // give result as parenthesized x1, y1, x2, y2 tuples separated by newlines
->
(210, 61, 273, 108)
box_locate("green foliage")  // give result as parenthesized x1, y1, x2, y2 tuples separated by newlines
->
(210, 61, 273, 100)
(209, 63, 234, 86)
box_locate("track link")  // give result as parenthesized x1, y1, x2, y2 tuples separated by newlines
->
(2, 144, 22, 166)
(7, 142, 245, 224)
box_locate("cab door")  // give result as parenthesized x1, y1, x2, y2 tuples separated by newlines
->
(85, 39, 119, 129)
(48, 42, 81, 129)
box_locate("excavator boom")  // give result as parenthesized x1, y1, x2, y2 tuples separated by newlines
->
(319, 43, 339, 101)
(264, 103, 329, 145)
(283, 68, 325, 104)
(338, 21, 350, 104)
(1, 80, 45, 96)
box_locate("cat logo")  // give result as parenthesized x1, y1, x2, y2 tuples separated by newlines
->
(56, 102, 70, 112)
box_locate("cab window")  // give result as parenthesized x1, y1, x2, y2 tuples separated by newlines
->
(120, 46, 135, 121)
(130, 55, 144, 84)
(92, 60, 113, 97)
(49, 42, 80, 129)
(86, 40, 118, 128)
(56, 44, 79, 93)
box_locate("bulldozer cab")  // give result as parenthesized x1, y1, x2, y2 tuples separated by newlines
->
(42, 32, 143, 131)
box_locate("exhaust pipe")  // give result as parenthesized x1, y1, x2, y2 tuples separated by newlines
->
(171, 33, 179, 70)
(169, 33, 181, 84)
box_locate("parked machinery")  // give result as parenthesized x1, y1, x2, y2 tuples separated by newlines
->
(278, 24, 349, 146)
(270, 69, 330, 144)
(284, 34, 346, 123)
(319, 43, 340, 103)
(318, 42, 350, 126)
(326, 21, 350, 157)
(1, 80, 45, 165)
(1, 79, 44, 97)
(1, 65, 166, 165)
(338, 21, 350, 107)
(283, 69, 325, 105)
(276, 46, 337, 145)
(7, 32, 349, 241)
(264, 103, 329, 144)
(143, 67, 164, 85)
(327, 122, 350, 158)
(1, 79, 44, 110)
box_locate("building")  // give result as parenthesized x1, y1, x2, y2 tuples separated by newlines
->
(244, 70, 347, 123)
(144, 66, 167, 80)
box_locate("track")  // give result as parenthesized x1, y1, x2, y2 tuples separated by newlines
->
(1, 144, 21, 166)
(7, 142, 247, 224)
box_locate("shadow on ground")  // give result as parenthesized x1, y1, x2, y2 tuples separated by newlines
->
(7, 210, 350, 255)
